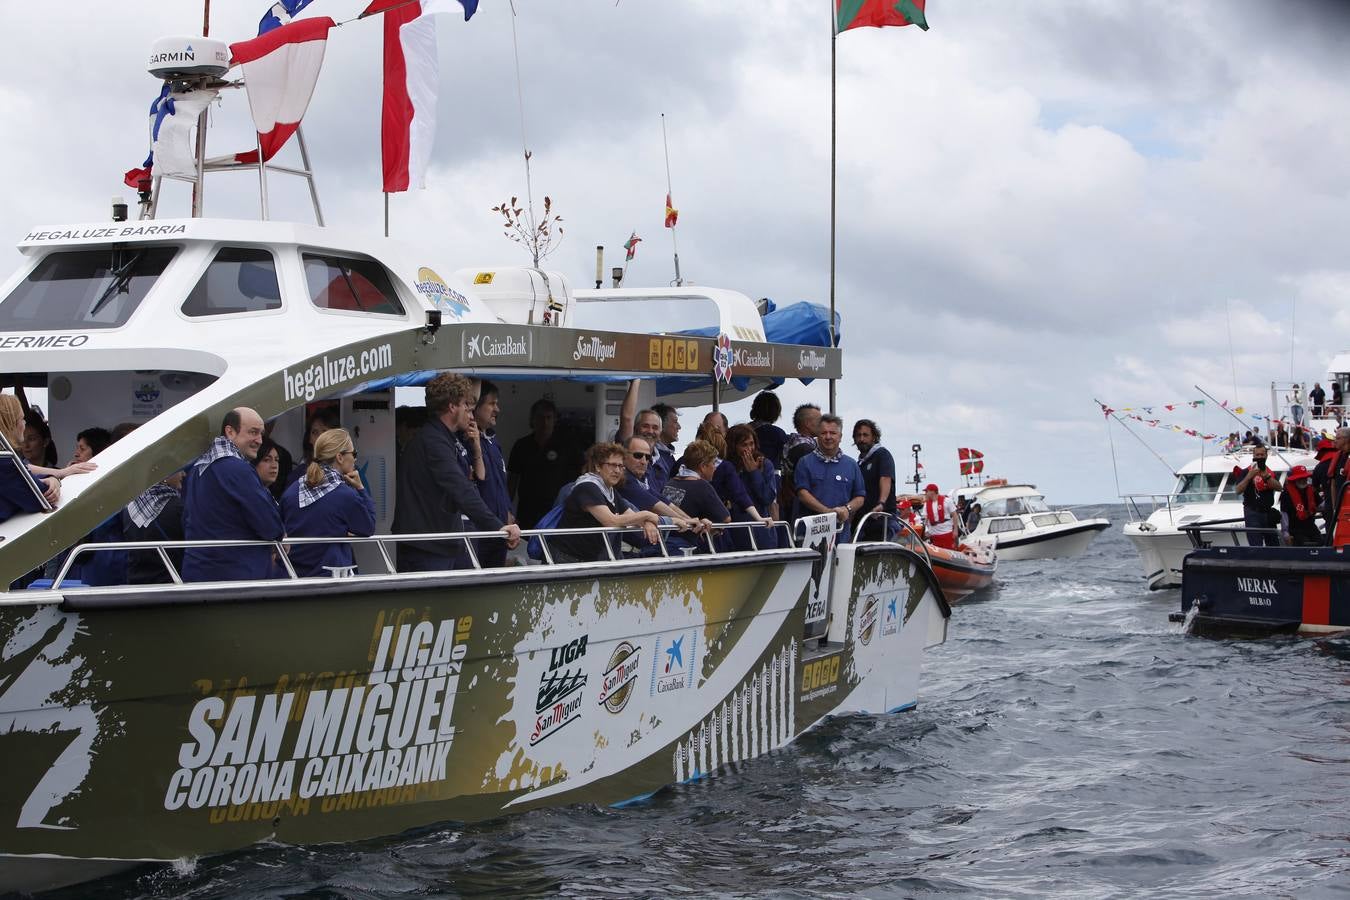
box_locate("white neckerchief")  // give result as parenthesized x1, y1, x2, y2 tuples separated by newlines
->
(575, 472, 615, 504)
(676, 465, 701, 479)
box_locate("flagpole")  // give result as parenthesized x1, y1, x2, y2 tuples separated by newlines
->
(191, 0, 212, 218)
(827, 7, 838, 415)
(661, 113, 682, 286)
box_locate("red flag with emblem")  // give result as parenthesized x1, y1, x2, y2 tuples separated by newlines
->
(958, 447, 984, 476)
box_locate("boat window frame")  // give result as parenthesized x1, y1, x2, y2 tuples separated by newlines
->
(988, 517, 1025, 534)
(298, 247, 411, 321)
(177, 242, 288, 321)
(0, 242, 182, 334)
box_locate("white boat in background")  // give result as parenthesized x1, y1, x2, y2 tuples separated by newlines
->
(1121, 446, 1317, 590)
(953, 480, 1110, 561)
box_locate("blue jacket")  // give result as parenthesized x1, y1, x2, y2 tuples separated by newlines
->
(0, 463, 47, 524)
(280, 480, 377, 577)
(183, 456, 285, 582)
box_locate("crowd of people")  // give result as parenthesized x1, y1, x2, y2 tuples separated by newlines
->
(2, 378, 985, 584)
(1233, 426, 1350, 547)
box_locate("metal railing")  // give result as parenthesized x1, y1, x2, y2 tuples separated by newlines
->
(853, 511, 932, 570)
(41, 520, 799, 590)
(1179, 518, 1279, 549)
(0, 428, 53, 513)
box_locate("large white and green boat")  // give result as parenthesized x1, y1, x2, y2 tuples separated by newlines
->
(0, 30, 950, 895)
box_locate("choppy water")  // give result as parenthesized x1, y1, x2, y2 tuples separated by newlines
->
(42, 506, 1350, 899)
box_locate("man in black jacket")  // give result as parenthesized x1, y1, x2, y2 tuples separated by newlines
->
(393, 374, 521, 571)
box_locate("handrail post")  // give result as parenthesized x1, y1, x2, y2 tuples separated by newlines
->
(274, 543, 298, 579)
(374, 538, 396, 574)
(155, 546, 184, 585)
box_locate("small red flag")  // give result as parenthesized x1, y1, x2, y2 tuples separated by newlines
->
(664, 193, 678, 228)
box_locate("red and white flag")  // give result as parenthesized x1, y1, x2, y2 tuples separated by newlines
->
(958, 447, 984, 476)
(223, 16, 335, 166)
(369, 0, 476, 193)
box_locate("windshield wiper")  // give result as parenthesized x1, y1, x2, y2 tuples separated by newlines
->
(87, 249, 145, 319)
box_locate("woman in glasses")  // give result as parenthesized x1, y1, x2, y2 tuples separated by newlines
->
(279, 428, 375, 577)
(551, 442, 661, 564)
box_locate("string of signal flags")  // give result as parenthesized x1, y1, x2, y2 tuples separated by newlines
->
(1094, 398, 1332, 444)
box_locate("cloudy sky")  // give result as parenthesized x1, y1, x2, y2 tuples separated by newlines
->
(3, 0, 1350, 503)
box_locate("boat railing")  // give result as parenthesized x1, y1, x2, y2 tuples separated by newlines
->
(854, 511, 933, 570)
(0, 428, 53, 513)
(38, 520, 798, 591)
(1178, 518, 1277, 549)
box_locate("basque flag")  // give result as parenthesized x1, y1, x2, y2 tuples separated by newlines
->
(958, 447, 984, 476)
(224, 16, 335, 165)
(366, 0, 478, 193)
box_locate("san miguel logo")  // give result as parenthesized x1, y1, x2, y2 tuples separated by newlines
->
(164, 617, 471, 813)
(857, 595, 880, 645)
(651, 629, 697, 695)
(530, 635, 588, 745)
(414, 267, 471, 319)
(596, 641, 642, 714)
(796, 349, 828, 372)
(573, 335, 618, 364)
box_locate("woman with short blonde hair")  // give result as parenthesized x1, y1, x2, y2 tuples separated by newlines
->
(280, 428, 377, 577)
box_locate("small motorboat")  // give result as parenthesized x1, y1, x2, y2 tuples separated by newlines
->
(881, 515, 996, 603)
(925, 540, 997, 603)
(954, 480, 1109, 561)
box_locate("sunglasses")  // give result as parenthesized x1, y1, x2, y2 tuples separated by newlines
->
(629, 452, 652, 460)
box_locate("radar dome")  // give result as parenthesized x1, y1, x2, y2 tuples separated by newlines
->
(147, 36, 230, 81)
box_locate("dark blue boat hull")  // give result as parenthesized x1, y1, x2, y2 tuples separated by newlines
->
(1181, 545, 1350, 636)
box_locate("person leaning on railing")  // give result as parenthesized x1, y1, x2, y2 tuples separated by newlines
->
(551, 442, 661, 564)
(280, 428, 376, 577)
(0, 393, 60, 522)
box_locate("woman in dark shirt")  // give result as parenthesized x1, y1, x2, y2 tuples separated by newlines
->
(552, 442, 660, 563)
(662, 440, 731, 553)
(280, 428, 376, 577)
(726, 424, 780, 549)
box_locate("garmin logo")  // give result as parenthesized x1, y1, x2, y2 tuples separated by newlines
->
(734, 348, 772, 368)
(464, 333, 529, 361)
(797, 349, 828, 372)
(150, 48, 196, 65)
(1237, 577, 1277, 595)
(573, 336, 618, 363)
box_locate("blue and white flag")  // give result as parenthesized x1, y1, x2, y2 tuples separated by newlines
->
(259, 0, 319, 35)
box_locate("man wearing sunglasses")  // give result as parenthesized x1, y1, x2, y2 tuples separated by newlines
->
(619, 436, 708, 537)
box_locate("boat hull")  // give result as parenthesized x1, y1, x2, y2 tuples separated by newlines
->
(1181, 546, 1350, 636)
(926, 545, 996, 603)
(989, 520, 1110, 561)
(1123, 524, 1197, 589)
(0, 547, 946, 893)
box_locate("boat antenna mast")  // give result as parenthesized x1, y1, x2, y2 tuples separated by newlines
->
(909, 443, 923, 494)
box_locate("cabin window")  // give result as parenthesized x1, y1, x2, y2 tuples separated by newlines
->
(303, 253, 405, 316)
(988, 518, 1025, 534)
(181, 247, 282, 317)
(1023, 495, 1051, 513)
(981, 499, 1007, 516)
(1032, 514, 1061, 528)
(1173, 472, 1223, 503)
(0, 246, 176, 331)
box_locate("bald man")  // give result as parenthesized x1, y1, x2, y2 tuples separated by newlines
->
(182, 407, 285, 582)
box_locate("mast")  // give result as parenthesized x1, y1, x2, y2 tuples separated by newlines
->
(190, 0, 211, 218)
(828, 7, 837, 414)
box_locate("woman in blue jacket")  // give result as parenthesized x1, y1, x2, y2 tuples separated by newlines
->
(280, 428, 376, 577)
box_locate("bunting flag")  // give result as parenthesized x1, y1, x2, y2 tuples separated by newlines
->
(958, 447, 984, 476)
(624, 231, 641, 261)
(124, 84, 217, 186)
(368, 0, 478, 193)
(222, 17, 336, 166)
(664, 193, 678, 228)
(835, 0, 929, 34)
(259, 0, 319, 35)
